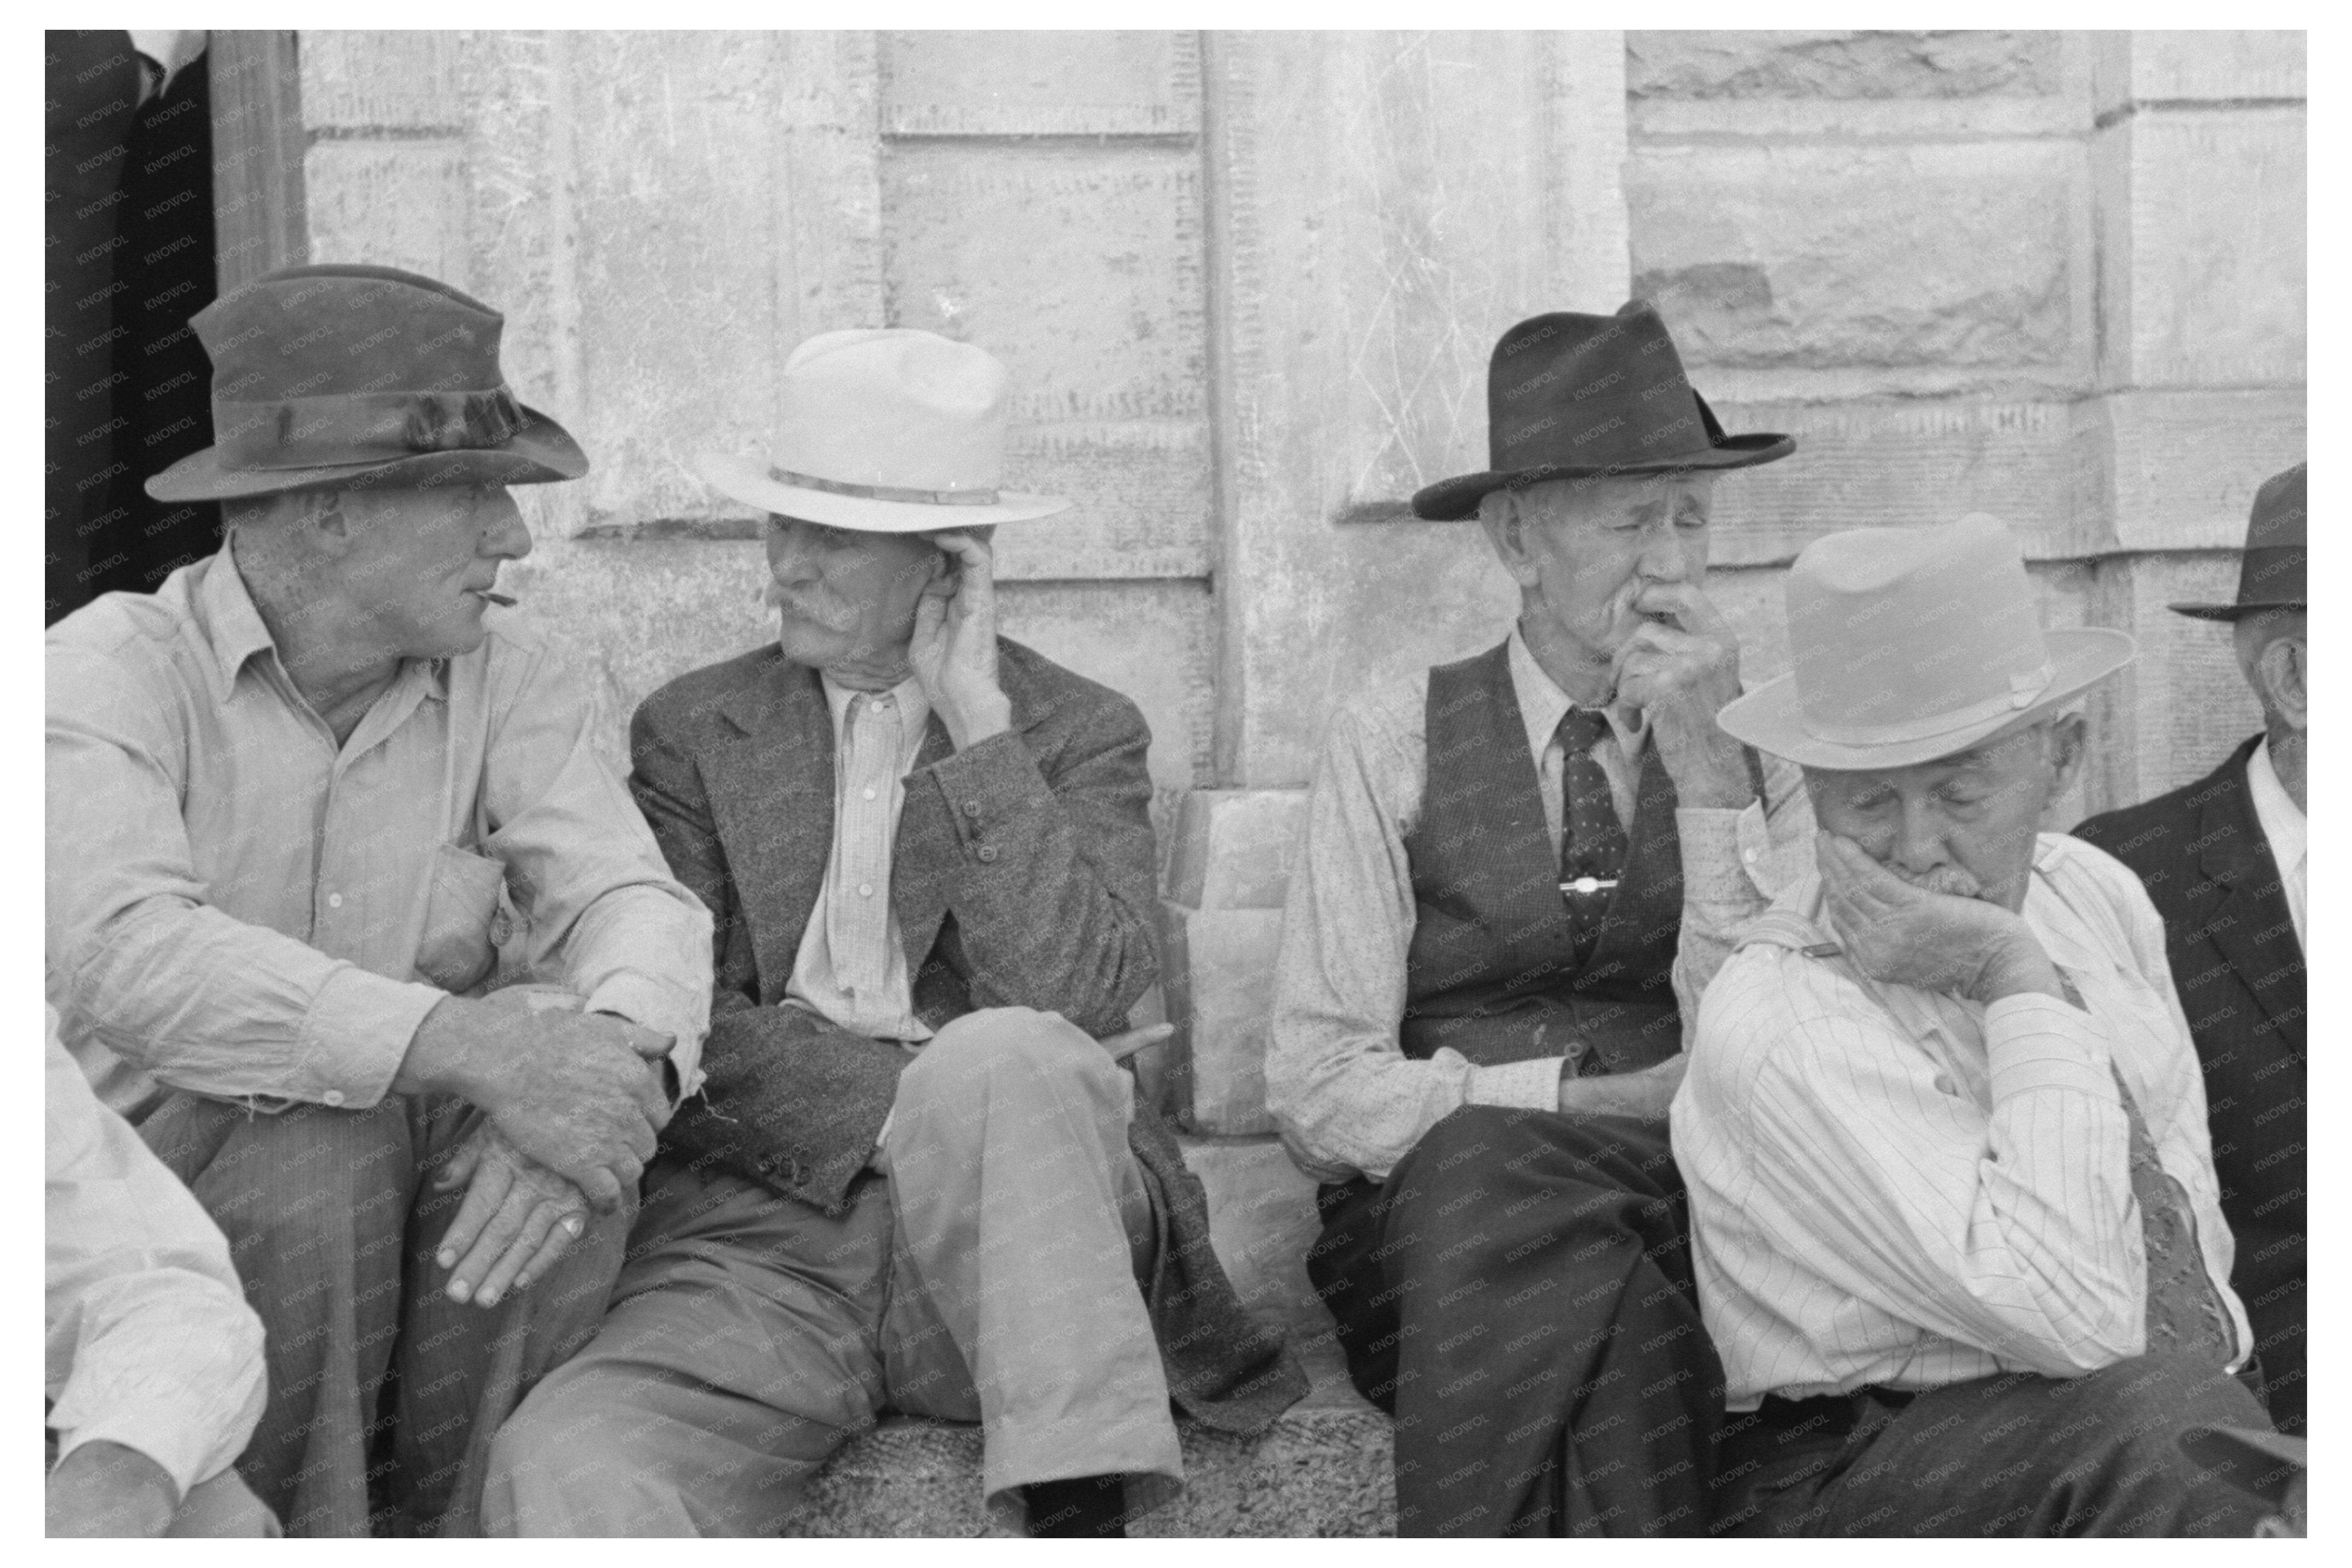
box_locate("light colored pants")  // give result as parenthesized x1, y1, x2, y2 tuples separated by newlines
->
(482, 1007, 1178, 1536)
(168, 1469, 282, 1537)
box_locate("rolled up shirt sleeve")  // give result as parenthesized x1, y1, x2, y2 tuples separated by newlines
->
(1672, 749, 1816, 1051)
(46, 639, 441, 1111)
(485, 641, 714, 1094)
(1265, 687, 1570, 1185)
(46, 1010, 265, 1498)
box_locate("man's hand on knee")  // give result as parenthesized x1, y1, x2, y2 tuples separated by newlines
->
(432, 1121, 591, 1309)
(46, 1442, 178, 1538)
(398, 995, 671, 1212)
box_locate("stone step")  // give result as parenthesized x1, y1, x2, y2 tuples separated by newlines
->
(782, 1133, 1397, 1536)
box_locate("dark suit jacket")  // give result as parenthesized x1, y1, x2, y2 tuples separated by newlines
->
(629, 636, 1304, 1433)
(2074, 735, 2305, 1433)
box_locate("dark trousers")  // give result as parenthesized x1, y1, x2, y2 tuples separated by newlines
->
(1711, 1352, 2277, 1537)
(1307, 1105, 1721, 1537)
(137, 1092, 632, 1537)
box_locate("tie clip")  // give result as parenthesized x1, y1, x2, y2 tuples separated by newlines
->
(1800, 942, 1844, 958)
(1561, 876, 1619, 896)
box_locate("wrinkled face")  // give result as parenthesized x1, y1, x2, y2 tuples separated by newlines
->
(1487, 473, 1718, 663)
(1803, 717, 2082, 914)
(327, 484, 530, 661)
(763, 515, 942, 670)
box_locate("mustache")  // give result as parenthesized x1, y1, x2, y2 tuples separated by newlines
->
(1886, 863, 1985, 899)
(763, 579, 855, 630)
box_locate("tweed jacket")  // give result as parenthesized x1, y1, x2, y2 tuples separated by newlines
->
(2073, 735, 2305, 1428)
(628, 636, 1305, 1433)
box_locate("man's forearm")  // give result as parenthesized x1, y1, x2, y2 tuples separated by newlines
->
(1558, 1054, 1687, 1122)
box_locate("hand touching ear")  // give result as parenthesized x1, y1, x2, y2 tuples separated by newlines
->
(908, 530, 1013, 751)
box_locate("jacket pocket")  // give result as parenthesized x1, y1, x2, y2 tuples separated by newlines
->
(415, 842, 509, 995)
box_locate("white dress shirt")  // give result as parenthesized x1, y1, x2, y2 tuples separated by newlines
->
(47, 1005, 266, 1500)
(785, 673, 935, 1043)
(2245, 738, 2306, 950)
(1264, 627, 1816, 1184)
(1674, 834, 2251, 1409)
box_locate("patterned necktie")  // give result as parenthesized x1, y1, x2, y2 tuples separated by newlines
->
(2112, 1065, 2237, 1366)
(1555, 707, 1628, 958)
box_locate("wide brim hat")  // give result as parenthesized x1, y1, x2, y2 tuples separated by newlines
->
(1411, 300, 1793, 521)
(2171, 460, 2306, 621)
(145, 263, 585, 503)
(698, 328, 1069, 534)
(1719, 513, 2136, 771)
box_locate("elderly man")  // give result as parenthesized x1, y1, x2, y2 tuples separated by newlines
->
(47, 1006, 273, 1538)
(46, 264, 714, 1536)
(2074, 462, 2307, 1437)
(1266, 301, 1813, 1536)
(1678, 514, 2275, 1537)
(486, 329, 1301, 1538)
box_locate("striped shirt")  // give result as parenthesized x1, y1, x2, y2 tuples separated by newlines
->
(786, 673, 935, 1043)
(1673, 833, 2251, 1409)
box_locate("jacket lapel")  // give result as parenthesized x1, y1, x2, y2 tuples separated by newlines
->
(892, 712, 959, 970)
(2197, 741, 2299, 1034)
(706, 651, 836, 1005)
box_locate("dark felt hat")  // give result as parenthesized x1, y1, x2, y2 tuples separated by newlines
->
(145, 264, 587, 503)
(1410, 300, 1793, 521)
(2171, 461, 2306, 621)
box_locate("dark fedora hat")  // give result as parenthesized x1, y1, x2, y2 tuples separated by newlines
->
(145, 263, 587, 503)
(2172, 461, 2306, 621)
(1410, 299, 1793, 521)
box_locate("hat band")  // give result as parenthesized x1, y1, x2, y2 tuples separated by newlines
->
(768, 466, 1001, 507)
(1801, 663, 2056, 748)
(213, 386, 525, 471)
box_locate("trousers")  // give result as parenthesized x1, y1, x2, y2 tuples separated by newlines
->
(1308, 1104, 1722, 1537)
(136, 1089, 632, 1537)
(482, 1006, 1177, 1536)
(1710, 1351, 2277, 1536)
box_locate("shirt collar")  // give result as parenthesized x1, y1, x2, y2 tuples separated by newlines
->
(195, 537, 280, 701)
(817, 669, 931, 740)
(1505, 625, 1646, 766)
(2245, 737, 2306, 872)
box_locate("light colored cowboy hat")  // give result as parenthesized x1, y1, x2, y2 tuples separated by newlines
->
(1717, 513, 2136, 771)
(696, 329, 1069, 533)
(146, 264, 586, 503)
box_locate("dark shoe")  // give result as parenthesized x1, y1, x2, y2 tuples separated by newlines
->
(1024, 1474, 1128, 1538)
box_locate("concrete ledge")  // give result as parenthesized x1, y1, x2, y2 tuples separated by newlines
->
(787, 1357, 1394, 1537)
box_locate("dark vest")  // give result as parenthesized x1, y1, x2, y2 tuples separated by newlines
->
(1399, 640, 1685, 1074)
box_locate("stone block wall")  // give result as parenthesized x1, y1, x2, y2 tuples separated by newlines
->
(279, 31, 2303, 1137)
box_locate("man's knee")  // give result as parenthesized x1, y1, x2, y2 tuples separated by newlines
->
(898, 1006, 1103, 1109)
(163, 1100, 413, 1262)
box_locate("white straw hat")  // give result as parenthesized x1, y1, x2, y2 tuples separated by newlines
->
(696, 329, 1069, 533)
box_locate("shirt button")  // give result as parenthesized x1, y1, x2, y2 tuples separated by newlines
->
(327, 892, 344, 908)
(1742, 850, 1757, 864)
(963, 800, 982, 817)
(977, 845, 999, 864)
(857, 882, 874, 898)
(863, 787, 878, 801)
(322, 1091, 346, 1107)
